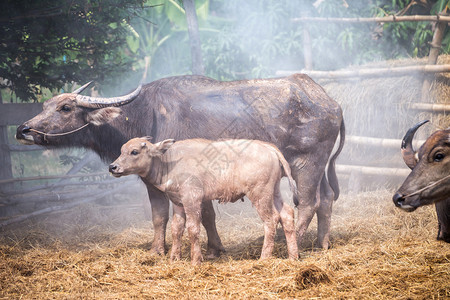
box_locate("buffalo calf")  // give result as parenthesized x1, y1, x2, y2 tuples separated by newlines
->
(110, 138, 299, 265)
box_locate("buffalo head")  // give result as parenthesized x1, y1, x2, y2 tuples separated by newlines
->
(393, 120, 450, 211)
(109, 137, 175, 178)
(15, 82, 141, 147)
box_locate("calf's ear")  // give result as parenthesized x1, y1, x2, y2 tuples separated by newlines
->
(86, 107, 122, 126)
(154, 139, 175, 155)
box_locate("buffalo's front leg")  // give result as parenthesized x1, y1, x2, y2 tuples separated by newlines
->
(146, 185, 170, 255)
(202, 201, 225, 258)
(436, 199, 450, 243)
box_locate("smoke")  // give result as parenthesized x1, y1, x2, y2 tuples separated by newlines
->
(4, 0, 446, 245)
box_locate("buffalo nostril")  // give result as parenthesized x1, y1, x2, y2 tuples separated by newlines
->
(16, 125, 31, 139)
(22, 126, 31, 133)
(109, 164, 117, 172)
(393, 193, 405, 207)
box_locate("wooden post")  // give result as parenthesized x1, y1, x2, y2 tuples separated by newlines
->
(421, 13, 448, 102)
(301, 10, 313, 70)
(0, 101, 13, 184)
(183, 0, 205, 75)
(0, 103, 43, 193)
(302, 25, 313, 70)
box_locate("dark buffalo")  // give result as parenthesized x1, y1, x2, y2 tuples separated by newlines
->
(16, 74, 345, 253)
(393, 120, 450, 242)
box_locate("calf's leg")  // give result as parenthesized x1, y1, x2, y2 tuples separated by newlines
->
(249, 191, 278, 260)
(273, 187, 298, 260)
(170, 204, 186, 261)
(146, 185, 170, 255)
(146, 183, 225, 257)
(184, 199, 204, 265)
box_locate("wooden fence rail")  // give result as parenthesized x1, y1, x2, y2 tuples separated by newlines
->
(292, 14, 450, 24)
(336, 164, 410, 177)
(276, 64, 450, 79)
(0, 184, 128, 227)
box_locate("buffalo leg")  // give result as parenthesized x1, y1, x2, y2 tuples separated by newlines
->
(202, 201, 226, 258)
(170, 204, 186, 261)
(292, 165, 322, 249)
(436, 199, 450, 243)
(316, 175, 334, 249)
(273, 185, 298, 260)
(184, 199, 204, 265)
(146, 185, 170, 255)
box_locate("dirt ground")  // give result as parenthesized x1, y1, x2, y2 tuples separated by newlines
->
(0, 189, 449, 299)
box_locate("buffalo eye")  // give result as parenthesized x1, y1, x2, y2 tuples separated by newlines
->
(60, 104, 71, 112)
(434, 153, 445, 162)
(131, 150, 139, 156)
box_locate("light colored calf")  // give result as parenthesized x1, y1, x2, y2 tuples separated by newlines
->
(110, 137, 299, 265)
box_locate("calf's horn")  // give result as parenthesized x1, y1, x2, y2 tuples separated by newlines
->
(75, 84, 142, 108)
(401, 120, 429, 169)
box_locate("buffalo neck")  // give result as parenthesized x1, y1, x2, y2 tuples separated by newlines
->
(142, 155, 169, 192)
(88, 103, 150, 162)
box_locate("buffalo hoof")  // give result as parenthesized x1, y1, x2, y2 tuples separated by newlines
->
(205, 247, 226, 259)
(149, 246, 166, 256)
(437, 232, 450, 243)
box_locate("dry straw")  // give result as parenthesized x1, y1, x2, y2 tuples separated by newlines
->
(0, 190, 449, 299)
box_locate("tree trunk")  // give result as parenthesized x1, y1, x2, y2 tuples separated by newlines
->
(421, 13, 448, 101)
(183, 0, 205, 75)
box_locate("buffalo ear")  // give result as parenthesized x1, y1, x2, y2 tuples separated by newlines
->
(153, 139, 175, 156)
(87, 107, 122, 126)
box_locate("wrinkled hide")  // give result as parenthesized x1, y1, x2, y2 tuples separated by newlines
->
(16, 74, 345, 252)
(393, 123, 450, 243)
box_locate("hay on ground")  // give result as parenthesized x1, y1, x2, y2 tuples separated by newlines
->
(0, 190, 449, 299)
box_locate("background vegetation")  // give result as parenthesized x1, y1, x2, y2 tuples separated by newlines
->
(1, 0, 450, 102)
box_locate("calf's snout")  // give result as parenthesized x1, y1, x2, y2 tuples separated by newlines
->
(109, 164, 118, 173)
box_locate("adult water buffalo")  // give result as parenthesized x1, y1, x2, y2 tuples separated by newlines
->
(393, 120, 450, 242)
(16, 74, 345, 253)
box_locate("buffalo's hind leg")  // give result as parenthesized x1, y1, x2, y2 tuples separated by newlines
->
(316, 175, 334, 249)
(292, 167, 321, 249)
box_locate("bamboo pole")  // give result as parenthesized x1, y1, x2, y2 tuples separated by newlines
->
(292, 15, 450, 24)
(0, 185, 125, 227)
(410, 102, 450, 112)
(2, 177, 134, 201)
(346, 135, 425, 149)
(0, 172, 110, 184)
(275, 64, 450, 78)
(422, 13, 448, 101)
(336, 164, 410, 177)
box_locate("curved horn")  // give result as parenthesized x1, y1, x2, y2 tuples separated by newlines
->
(73, 81, 94, 94)
(75, 84, 142, 108)
(401, 120, 429, 169)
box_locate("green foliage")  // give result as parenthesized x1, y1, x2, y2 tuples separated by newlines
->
(3, 0, 450, 101)
(0, 0, 146, 101)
